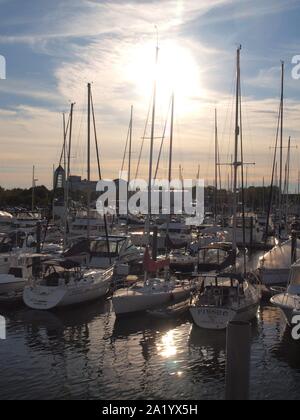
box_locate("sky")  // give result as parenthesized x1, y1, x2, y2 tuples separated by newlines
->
(1, 0, 300, 190)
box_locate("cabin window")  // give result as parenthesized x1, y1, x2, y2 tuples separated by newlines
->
(8, 267, 23, 278)
(90, 241, 118, 256)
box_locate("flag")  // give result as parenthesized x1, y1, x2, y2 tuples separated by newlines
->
(143, 247, 170, 273)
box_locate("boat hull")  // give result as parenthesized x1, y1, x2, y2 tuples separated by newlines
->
(190, 303, 259, 330)
(23, 269, 113, 310)
(259, 268, 290, 287)
(113, 285, 192, 316)
(271, 294, 300, 326)
(0, 274, 26, 294)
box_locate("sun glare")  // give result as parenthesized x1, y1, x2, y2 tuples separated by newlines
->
(125, 40, 202, 115)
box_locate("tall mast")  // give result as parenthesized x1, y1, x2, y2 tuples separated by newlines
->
(279, 61, 284, 232)
(64, 102, 74, 249)
(166, 93, 174, 252)
(232, 46, 242, 253)
(285, 136, 291, 223)
(214, 108, 218, 224)
(32, 165, 36, 211)
(146, 41, 159, 243)
(168, 93, 174, 185)
(87, 83, 92, 240)
(128, 105, 133, 187)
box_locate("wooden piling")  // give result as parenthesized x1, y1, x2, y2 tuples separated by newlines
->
(225, 321, 251, 400)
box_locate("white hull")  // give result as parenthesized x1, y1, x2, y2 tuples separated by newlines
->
(190, 303, 259, 330)
(113, 283, 193, 316)
(271, 294, 300, 326)
(23, 268, 113, 310)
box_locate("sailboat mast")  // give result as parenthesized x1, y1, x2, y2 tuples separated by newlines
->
(87, 82, 92, 240)
(32, 165, 35, 211)
(232, 46, 241, 253)
(168, 93, 174, 184)
(128, 105, 133, 187)
(214, 108, 218, 224)
(285, 136, 291, 223)
(279, 61, 284, 231)
(146, 43, 159, 243)
(64, 102, 74, 249)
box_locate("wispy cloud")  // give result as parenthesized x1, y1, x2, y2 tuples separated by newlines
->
(1, 0, 300, 188)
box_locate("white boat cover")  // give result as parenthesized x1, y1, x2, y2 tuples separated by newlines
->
(260, 239, 300, 270)
(0, 212, 13, 222)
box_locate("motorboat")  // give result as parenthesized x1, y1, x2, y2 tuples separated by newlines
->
(170, 242, 236, 274)
(0, 252, 41, 302)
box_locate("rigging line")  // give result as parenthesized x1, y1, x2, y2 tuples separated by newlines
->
(90, 90, 102, 180)
(154, 95, 172, 179)
(135, 98, 152, 180)
(264, 100, 282, 241)
(90, 89, 111, 263)
(59, 112, 71, 167)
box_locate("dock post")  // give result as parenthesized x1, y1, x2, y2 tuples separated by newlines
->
(291, 231, 297, 265)
(225, 321, 251, 400)
(152, 226, 158, 261)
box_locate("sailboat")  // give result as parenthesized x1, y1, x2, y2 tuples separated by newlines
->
(23, 84, 114, 310)
(112, 247, 195, 316)
(190, 47, 261, 330)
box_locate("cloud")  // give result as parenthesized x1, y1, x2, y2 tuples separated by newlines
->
(1, 0, 300, 188)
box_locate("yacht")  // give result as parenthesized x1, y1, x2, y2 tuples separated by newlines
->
(170, 242, 236, 274)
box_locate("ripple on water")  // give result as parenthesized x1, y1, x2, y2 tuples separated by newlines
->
(1, 302, 300, 400)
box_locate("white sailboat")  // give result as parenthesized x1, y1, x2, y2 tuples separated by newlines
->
(23, 84, 114, 310)
(190, 273, 260, 330)
(23, 260, 113, 310)
(189, 47, 261, 330)
(112, 246, 195, 315)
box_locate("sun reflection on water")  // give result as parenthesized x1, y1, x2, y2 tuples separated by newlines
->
(157, 330, 178, 358)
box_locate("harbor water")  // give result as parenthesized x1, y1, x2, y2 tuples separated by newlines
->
(0, 300, 300, 400)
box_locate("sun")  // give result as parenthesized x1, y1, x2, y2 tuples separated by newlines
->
(125, 39, 202, 116)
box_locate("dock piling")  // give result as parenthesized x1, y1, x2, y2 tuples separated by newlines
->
(225, 321, 251, 400)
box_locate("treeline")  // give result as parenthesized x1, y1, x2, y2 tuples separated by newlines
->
(0, 186, 50, 208)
